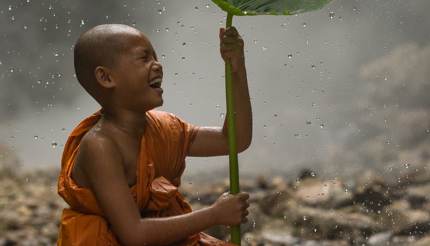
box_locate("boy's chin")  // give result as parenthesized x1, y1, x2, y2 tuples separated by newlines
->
(146, 99, 163, 110)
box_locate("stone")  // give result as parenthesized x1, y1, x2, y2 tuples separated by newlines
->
(367, 231, 392, 245)
(294, 179, 352, 208)
(381, 200, 430, 235)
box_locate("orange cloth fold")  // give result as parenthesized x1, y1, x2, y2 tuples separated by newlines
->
(57, 110, 234, 246)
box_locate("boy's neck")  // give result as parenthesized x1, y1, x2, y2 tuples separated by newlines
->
(100, 107, 148, 137)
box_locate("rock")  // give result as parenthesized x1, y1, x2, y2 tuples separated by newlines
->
(406, 184, 430, 209)
(396, 165, 430, 187)
(258, 189, 292, 217)
(412, 235, 430, 246)
(300, 240, 349, 246)
(256, 176, 269, 190)
(297, 168, 318, 181)
(259, 219, 298, 245)
(242, 232, 260, 246)
(261, 230, 299, 245)
(284, 200, 383, 240)
(271, 176, 288, 191)
(353, 170, 393, 212)
(241, 203, 270, 234)
(367, 231, 392, 245)
(294, 179, 352, 208)
(381, 200, 430, 235)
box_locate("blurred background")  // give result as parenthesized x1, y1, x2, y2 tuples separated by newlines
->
(1, 0, 430, 183)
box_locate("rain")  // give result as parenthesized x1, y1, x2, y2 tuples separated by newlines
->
(1, 0, 430, 245)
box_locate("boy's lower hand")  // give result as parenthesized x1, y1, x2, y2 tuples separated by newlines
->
(210, 192, 250, 226)
(219, 26, 245, 72)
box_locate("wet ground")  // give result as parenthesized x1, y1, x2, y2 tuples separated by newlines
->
(2, 165, 430, 245)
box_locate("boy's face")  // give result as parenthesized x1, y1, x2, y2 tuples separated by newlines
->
(111, 32, 163, 112)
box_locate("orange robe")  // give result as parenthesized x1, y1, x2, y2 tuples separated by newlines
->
(57, 110, 233, 246)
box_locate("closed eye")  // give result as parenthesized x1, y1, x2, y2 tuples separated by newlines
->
(141, 56, 156, 62)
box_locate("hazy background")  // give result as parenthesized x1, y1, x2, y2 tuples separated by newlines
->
(1, 0, 430, 183)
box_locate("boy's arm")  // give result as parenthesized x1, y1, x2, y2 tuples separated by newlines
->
(188, 26, 252, 157)
(78, 135, 219, 245)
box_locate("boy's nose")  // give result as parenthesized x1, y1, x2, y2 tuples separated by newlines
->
(152, 61, 163, 73)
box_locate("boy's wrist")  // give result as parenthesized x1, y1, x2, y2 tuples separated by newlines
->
(206, 204, 220, 226)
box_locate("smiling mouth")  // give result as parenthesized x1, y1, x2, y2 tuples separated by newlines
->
(149, 77, 162, 89)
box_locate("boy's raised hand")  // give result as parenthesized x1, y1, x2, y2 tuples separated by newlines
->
(219, 26, 245, 72)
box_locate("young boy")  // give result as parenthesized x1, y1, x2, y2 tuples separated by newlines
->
(57, 24, 252, 245)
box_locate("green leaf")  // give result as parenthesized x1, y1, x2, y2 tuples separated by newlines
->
(211, 0, 333, 16)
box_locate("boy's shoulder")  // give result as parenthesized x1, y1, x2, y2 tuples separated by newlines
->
(71, 127, 121, 189)
(147, 110, 177, 120)
(147, 110, 187, 128)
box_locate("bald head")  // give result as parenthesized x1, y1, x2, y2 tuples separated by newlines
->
(73, 24, 144, 103)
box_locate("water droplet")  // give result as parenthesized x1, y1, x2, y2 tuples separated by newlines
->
(288, 54, 293, 59)
(161, 54, 166, 59)
(194, 6, 199, 10)
(280, 23, 287, 28)
(174, 72, 179, 76)
(51, 142, 58, 148)
(425, 129, 430, 133)
(205, 4, 210, 8)
(157, 9, 163, 15)
(165, 27, 169, 32)
(313, 228, 318, 232)
(215, 104, 220, 109)
(23, 25, 28, 30)
(311, 64, 316, 69)
(273, 114, 278, 117)
(34, 135, 38, 140)
(329, 12, 335, 20)
(302, 22, 307, 28)
(320, 124, 325, 129)
(404, 163, 410, 169)
(219, 113, 225, 119)
(262, 46, 267, 51)
(181, 56, 186, 60)
(182, 42, 186, 46)
(253, 40, 258, 44)
(303, 216, 307, 221)
(80, 19, 85, 27)
(8, 5, 12, 11)
(306, 121, 312, 125)
(352, 6, 359, 13)
(48, 5, 53, 10)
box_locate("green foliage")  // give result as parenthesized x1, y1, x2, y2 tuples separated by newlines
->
(212, 0, 333, 16)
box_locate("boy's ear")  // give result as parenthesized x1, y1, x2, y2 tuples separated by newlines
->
(94, 66, 116, 89)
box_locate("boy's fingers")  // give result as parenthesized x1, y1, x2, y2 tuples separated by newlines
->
(219, 28, 225, 40)
(222, 37, 239, 43)
(226, 26, 238, 35)
(238, 192, 250, 200)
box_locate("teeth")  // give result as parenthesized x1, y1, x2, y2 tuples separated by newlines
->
(149, 78, 162, 86)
